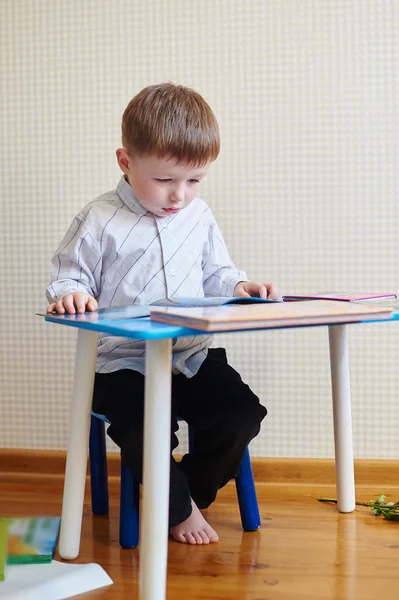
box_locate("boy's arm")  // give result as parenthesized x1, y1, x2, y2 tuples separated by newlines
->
(202, 213, 247, 297)
(46, 216, 102, 304)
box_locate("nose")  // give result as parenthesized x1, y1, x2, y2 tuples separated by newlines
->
(169, 183, 185, 204)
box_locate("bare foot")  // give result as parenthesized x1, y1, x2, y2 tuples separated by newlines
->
(170, 499, 219, 545)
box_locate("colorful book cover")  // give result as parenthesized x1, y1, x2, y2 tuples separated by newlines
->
(0, 519, 8, 581)
(7, 517, 60, 565)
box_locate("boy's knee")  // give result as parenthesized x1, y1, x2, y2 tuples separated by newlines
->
(225, 394, 267, 439)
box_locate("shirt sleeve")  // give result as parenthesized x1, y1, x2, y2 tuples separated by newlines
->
(46, 216, 102, 303)
(202, 212, 247, 297)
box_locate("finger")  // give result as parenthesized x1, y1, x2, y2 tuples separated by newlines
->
(234, 285, 249, 297)
(245, 282, 266, 298)
(74, 294, 87, 314)
(265, 284, 280, 300)
(62, 295, 76, 314)
(54, 299, 66, 314)
(257, 284, 267, 299)
(46, 303, 56, 313)
(87, 297, 98, 311)
(234, 282, 245, 297)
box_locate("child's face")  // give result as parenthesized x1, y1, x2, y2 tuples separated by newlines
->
(116, 150, 211, 218)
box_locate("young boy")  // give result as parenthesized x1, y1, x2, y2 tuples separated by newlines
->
(47, 83, 279, 545)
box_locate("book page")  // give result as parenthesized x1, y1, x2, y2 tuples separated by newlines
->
(151, 297, 229, 307)
(151, 297, 280, 307)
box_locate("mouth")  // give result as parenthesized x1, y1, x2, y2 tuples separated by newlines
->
(163, 208, 180, 214)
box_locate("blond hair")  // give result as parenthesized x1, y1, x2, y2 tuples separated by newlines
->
(121, 83, 220, 166)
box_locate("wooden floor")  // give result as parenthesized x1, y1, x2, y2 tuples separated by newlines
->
(1, 474, 399, 600)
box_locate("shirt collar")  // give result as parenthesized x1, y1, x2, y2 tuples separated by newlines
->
(116, 176, 182, 225)
(116, 176, 148, 216)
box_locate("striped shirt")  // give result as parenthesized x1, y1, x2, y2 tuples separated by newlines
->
(46, 177, 247, 377)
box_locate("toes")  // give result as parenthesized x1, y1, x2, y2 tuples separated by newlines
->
(207, 529, 219, 543)
(192, 532, 203, 544)
(170, 527, 217, 545)
(171, 531, 187, 543)
(198, 530, 210, 544)
(184, 532, 197, 545)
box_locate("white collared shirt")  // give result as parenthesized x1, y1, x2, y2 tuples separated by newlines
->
(47, 177, 247, 377)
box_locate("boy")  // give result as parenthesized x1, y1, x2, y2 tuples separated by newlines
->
(47, 83, 279, 545)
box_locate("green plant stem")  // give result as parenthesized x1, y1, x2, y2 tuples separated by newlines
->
(316, 496, 399, 520)
(317, 498, 371, 507)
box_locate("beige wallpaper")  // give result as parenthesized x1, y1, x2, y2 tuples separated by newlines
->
(1, 0, 398, 459)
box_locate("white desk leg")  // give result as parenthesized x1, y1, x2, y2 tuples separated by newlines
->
(140, 338, 172, 600)
(328, 325, 356, 513)
(59, 329, 98, 559)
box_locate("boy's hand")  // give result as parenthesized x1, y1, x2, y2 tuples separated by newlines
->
(47, 292, 98, 315)
(234, 281, 280, 300)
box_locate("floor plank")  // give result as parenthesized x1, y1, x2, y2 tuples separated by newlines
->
(1, 477, 399, 599)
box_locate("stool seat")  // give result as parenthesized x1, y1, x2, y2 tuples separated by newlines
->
(89, 411, 261, 548)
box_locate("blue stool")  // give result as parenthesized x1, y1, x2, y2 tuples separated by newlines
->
(89, 411, 261, 548)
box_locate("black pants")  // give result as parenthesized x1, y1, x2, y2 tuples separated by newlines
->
(92, 348, 267, 528)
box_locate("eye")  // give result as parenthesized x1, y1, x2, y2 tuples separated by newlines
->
(188, 179, 200, 184)
(154, 178, 172, 183)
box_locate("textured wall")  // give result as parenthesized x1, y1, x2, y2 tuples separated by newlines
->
(1, 0, 398, 458)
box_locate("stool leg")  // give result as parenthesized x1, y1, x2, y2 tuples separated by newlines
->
(89, 415, 109, 515)
(235, 447, 261, 531)
(120, 461, 140, 548)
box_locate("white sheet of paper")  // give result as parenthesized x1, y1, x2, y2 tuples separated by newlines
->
(0, 560, 113, 599)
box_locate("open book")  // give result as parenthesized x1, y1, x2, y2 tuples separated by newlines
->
(150, 299, 394, 332)
(283, 291, 397, 302)
(151, 296, 280, 307)
(92, 296, 279, 320)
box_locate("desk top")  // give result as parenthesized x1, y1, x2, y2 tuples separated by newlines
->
(43, 312, 198, 339)
(43, 308, 399, 340)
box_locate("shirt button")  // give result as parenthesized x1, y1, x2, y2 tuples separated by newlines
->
(169, 269, 176, 276)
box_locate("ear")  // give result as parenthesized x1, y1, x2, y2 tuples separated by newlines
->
(116, 148, 131, 174)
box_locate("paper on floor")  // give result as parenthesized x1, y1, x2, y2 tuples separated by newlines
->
(0, 559, 113, 599)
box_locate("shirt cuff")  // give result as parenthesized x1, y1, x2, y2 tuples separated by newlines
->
(223, 277, 248, 298)
(46, 281, 92, 302)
